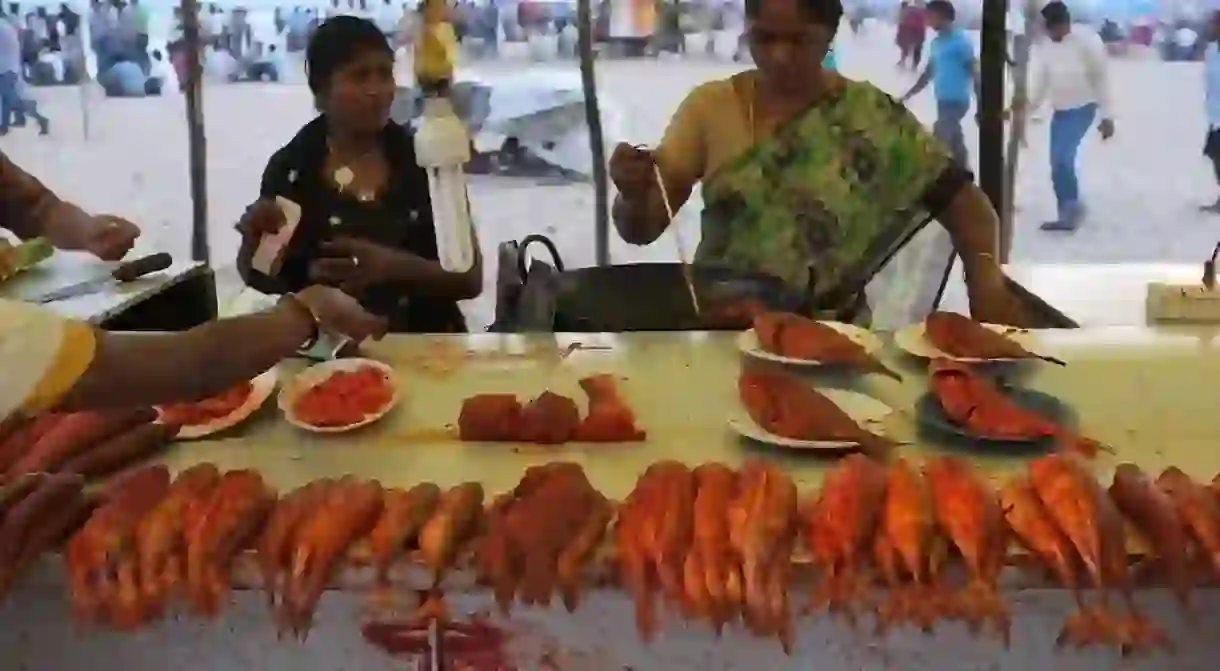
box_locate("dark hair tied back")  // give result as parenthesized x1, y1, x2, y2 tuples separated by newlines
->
(305, 15, 392, 95)
(744, 0, 843, 35)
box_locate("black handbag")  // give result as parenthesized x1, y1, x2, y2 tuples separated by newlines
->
(488, 234, 565, 332)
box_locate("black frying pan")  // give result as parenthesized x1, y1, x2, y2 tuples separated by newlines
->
(512, 236, 804, 331)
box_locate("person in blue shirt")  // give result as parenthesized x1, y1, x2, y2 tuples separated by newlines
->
(900, 0, 975, 167)
(99, 57, 147, 97)
(1203, 11, 1220, 213)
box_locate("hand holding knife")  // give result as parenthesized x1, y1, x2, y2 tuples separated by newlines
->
(33, 252, 173, 304)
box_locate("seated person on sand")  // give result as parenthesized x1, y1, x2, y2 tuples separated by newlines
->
(146, 50, 177, 95)
(609, 0, 1034, 327)
(236, 16, 481, 334)
(99, 58, 148, 97)
(245, 43, 283, 82)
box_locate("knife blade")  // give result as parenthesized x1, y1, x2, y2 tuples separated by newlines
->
(34, 252, 173, 304)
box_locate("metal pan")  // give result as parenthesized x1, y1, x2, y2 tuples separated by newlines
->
(551, 263, 808, 332)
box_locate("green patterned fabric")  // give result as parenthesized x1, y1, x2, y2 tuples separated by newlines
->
(697, 79, 955, 323)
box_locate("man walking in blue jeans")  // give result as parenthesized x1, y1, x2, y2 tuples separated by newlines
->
(1016, 1, 1113, 231)
(901, 0, 975, 168)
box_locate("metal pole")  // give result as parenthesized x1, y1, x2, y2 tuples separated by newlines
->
(183, 0, 210, 265)
(577, 0, 610, 266)
(978, 0, 1006, 218)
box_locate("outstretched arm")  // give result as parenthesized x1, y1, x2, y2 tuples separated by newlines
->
(902, 63, 934, 101)
(612, 85, 707, 245)
(0, 149, 98, 251)
(56, 298, 317, 411)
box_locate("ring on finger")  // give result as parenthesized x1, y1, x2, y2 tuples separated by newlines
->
(351, 256, 360, 268)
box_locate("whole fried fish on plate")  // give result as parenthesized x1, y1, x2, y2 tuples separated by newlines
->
(744, 312, 900, 380)
(913, 311, 1064, 365)
(926, 358, 1109, 456)
(735, 368, 898, 456)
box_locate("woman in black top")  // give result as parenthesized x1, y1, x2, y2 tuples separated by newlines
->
(236, 16, 481, 333)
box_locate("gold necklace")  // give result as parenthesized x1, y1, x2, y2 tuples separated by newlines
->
(327, 139, 379, 202)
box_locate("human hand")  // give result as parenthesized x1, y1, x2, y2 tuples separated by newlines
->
(608, 143, 656, 199)
(311, 236, 412, 294)
(293, 285, 388, 344)
(235, 198, 284, 241)
(82, 215, 140, 261)
(1098, 118, 1115, 140)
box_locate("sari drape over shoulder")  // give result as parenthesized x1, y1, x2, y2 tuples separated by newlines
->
(0, 299, 96, 422)
(690, 77, 968, 327)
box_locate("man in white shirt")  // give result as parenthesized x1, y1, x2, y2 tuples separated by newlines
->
(1019, 1, 1114, 232)
(1201, 11, 1220, 213)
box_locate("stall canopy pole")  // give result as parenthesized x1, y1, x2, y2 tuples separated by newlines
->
(978, 0, 1006, 222)
(183, 0, 210, 265)
(577, 0, 610, 267)
(74, 0, 92, 140)
(1000, 0, 1039, 263)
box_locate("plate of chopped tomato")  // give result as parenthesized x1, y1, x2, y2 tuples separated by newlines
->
(279, 358, 398, 433)
(156, 369, 277, 439)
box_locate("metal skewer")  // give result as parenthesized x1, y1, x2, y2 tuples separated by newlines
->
(652, 161, 701, 316)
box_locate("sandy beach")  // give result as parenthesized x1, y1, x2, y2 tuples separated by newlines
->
(2, 26, 1214, 326)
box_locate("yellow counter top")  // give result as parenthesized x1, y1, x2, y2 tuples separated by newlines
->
(162, 326, 1220, 499)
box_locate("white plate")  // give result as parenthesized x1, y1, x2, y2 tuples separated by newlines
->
(892, 321, 1048, 362)
(278, 358, 399, 434)
(736, 321, 885, 366)
(728, 388, 894, 450)
(159, 368, 277, 440)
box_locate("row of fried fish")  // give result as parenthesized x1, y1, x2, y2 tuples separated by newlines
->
(8, 454, 1220, 655)
(610, 454, 1220, 657)
(615, 460, 800, 650)
(61, 464, 486, 637)
(795, 454, 1220, 655)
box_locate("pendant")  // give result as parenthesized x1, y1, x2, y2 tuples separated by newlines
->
(333, 166, 355, 192)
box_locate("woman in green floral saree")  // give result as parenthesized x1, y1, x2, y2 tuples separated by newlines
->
(609, 0, 1032, 327)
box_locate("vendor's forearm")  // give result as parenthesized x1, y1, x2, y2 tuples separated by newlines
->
(389, 254, 482, 300)
(0, 149, 91, 247)
(612, 193, 668, 245)
(58, 301, 314, 411)
(38, 201, 95, 250)
(940, 184, 1002, 282)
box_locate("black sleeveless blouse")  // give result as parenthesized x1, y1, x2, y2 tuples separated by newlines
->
(244, 116, 467, 333)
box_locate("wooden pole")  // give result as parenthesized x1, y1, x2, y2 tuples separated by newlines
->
(1000, 0, 1039, 263)
(182, 0, 210, 265)
(577, 0, 610, 266)
(75, 0, 92, 141)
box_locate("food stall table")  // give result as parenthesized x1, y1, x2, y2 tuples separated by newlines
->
(3, 328, 1219, 669)
(1, 251, 217, 330)
(939, 262, 1201, 327)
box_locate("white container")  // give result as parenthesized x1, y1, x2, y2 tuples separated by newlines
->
(414, 96, 476, 273)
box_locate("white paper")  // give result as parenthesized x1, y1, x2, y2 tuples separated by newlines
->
(251, 197, 302, 276)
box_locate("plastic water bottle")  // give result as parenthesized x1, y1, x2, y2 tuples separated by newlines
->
(414, 95, 476, 273)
